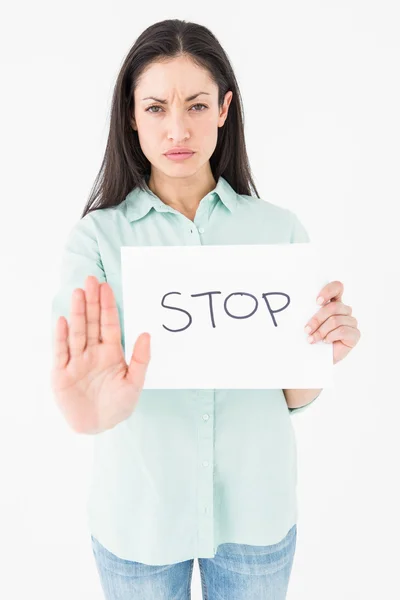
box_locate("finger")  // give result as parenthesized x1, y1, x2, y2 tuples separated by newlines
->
(309, 316, 358, 344)
(127, 333, 151, 390)
(305, 302, 353, 334)
(100, 282, 122, 345)
(85, 276, 101, 347)
(69, 288, 87, 357)
(322, 324, 361, 346)
(316, 280, 344, 304)
(53, 316, 70, 369)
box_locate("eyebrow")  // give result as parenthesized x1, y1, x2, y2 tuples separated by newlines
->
(140, 92, 211, 103)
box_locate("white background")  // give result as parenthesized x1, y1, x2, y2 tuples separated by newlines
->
(1, 1, 399, 598)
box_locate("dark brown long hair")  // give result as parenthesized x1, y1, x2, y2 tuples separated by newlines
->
(81, 18, 260, 219)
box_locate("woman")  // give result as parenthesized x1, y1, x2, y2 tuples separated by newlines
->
(51, 18, 360, 600)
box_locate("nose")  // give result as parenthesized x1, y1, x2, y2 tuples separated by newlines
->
(166, 111, 190, 142)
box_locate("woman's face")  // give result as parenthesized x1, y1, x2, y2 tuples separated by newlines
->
(132, 55, 232, 178)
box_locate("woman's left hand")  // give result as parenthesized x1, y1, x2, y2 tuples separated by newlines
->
(304, 280, 361, 365)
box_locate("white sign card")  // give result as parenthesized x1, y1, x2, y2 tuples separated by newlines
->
(121, 243, 333, 389)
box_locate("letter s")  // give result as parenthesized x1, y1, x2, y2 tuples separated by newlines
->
(161, 291, 192, 333)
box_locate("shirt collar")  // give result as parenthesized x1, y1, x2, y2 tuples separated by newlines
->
(124, 175, 238, 223)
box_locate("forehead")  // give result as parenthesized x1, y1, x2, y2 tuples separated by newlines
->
(135, 56, 215, 93)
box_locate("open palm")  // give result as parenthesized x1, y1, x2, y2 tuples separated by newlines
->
(51, 275, 151, 434)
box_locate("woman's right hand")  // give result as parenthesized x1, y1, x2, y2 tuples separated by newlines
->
(51, 275, 151, 434)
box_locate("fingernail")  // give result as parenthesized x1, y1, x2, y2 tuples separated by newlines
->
(317, 296, 324, 305)
(304, 325, 312, 334)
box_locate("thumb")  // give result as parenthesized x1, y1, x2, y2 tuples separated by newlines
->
(127, 332, 151, 387)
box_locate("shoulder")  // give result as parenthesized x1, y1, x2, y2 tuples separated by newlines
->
(69, 203, 126, 239)
(235, 192, 303, 232)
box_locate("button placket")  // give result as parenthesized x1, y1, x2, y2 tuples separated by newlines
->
(196, 390, 215, 557)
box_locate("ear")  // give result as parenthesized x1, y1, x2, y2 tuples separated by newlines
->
(219, 91, 233, 127)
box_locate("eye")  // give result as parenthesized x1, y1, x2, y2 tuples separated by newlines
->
(190, 103, 207, 112)
(145, 105, 162, 113)
(145, 103, 208, 113)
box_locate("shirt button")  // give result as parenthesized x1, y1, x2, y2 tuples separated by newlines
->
(202, 414, 209, 421)
(198, 227, 205, 234)
(202, 460, 209, 467)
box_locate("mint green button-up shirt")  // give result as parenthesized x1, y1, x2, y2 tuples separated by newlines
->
(51, 175, 321, 566)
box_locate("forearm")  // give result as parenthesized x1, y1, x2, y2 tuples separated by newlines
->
(283, 388, 323, 409)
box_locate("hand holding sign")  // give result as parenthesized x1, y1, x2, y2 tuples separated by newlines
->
(304, 280, 361, 365)
(51, 275, 151, 434)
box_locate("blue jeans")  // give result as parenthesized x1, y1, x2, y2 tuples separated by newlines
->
(90, 523, 297, 599)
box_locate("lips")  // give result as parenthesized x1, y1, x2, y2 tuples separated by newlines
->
(165, 148, 194, 155)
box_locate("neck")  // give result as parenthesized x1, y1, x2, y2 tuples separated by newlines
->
(147, 165, 217, 220)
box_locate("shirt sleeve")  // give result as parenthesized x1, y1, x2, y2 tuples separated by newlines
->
(286, 209, 322, 415)
(50, 213, 106, 354)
